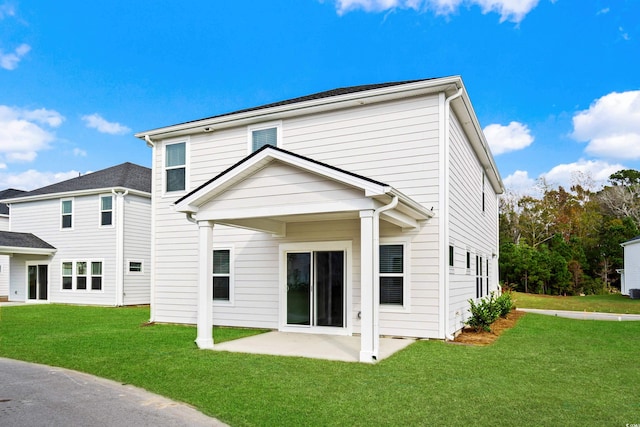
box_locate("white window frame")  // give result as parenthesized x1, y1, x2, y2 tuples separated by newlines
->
(59, 260, 103, 292)
(379, 238, 411, 313)
(247, 121, 282, 154)
(127, 259, 144, 275)
(99, 194, 114, 228)
(212, 247, 234, 305)
(60, 198, 74, 230)
(90, 260, 104, 291)
(278, 241, 353, 335)
(162, 137, 190, 196)
(61, 261, 73, 291)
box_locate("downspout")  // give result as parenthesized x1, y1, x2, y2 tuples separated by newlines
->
(372, 194, 398, 359)
(442, 87, 463, 341)
(112, 189, 129, 306)
(145, 135, 157, 321)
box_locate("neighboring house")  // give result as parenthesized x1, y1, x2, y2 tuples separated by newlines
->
(0, 163, 152, 306)
(0, 189, 27, 301)
(135, 76, 504, 362)
(620, 235, 640, 296)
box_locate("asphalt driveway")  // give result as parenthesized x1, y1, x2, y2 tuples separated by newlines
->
(0, 357, 226, 427)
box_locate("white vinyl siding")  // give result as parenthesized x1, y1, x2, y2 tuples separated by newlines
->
(447, 112, 499, 335)
(122, 194, 152, 305)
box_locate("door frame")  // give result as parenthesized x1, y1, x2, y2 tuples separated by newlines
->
(25, 261, 50, 303)
(279, 241, 352, 335)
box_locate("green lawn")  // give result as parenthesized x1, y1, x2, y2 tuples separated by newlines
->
(1, 304, 640, 426)
(513, 291, 640, 314)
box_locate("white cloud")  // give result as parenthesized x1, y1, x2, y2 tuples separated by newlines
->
(503, 170, 537, 195)
(0, 169, 80, 191)
(73, 148, 87, 157)
(0, 105, 64, 163)
(571, 90, 640, 160)
(597, 7, 609, 15)
(541, 159, 625, 190)
(0, 3, 16, 19)
(81, 113, 131, 135)
(483, 121, 533, 155)
(0, 43, 31, 70)
(331, 0, 539, 22)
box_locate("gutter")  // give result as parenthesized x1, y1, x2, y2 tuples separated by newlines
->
(441, 87, 463, 341)
(112, 189, 128, 306)
(371, 194, 399, 359)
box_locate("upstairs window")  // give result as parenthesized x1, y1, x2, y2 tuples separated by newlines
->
(61, 199, 73, 229)
(379, 244, 404, 305)
(248, 122, 281, 153)
(165, 142, 186, 192)
(100, 195, 113, 226)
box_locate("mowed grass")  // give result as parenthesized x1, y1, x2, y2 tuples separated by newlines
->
(1, 304, 640, 426)
(514, 291, 640, 314)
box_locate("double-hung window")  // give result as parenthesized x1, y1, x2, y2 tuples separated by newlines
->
(248, 122, 281, 153)
(379, 244, 404, 305)
(100, 195, 113, 226)
(91, 262, 103, 290)
(62, 262, 73, 290)
(77, 262, 88, 290)
(212, 249, 232, 302)
(165, 142, 186, 192)
(61, 199, 73, 229)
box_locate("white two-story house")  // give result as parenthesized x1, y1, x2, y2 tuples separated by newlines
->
(136, 76, 504, 362)
(0, 162, 152, 306)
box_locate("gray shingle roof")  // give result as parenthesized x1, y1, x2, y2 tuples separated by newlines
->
(0, 189, 26, 215)
(173, 79, 437, 128)
(0, 231, 55, 250)
(4, 162, 151, 200)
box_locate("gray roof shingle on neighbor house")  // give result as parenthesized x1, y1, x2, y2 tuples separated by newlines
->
(5, 162, 151, 200)
(175, 78, 437, 127)
(0, 189, 26, 215)
(0, 231, 55, 250)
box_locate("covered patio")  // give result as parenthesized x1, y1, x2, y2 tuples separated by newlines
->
(174, 146, 432, 363)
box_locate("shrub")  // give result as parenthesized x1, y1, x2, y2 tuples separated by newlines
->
(496, 290, 514, 318)
(466, 293, 501, 332)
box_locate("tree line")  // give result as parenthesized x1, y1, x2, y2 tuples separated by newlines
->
(499, 169, 640, 295)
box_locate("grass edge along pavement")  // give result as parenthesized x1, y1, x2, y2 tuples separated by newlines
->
(513, 291, 640, 314)
(1, 304, 639, 426)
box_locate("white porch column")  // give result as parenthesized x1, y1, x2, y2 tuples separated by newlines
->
(195, 220, 214, 349)
(359, 210, 376, 363)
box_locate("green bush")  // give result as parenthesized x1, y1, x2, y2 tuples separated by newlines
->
(466, 294, 500, 332)
(466, 291, 514, 332)
(496, 290, 515, 318)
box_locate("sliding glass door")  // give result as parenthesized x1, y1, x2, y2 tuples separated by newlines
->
(286, 251, 344, 328)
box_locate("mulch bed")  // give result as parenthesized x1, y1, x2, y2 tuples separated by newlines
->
(452, 310, 526, 346)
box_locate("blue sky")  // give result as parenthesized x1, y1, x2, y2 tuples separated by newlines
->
(1, 0, 639, 194)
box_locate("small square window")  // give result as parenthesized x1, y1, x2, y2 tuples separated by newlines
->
(129, 261, 143, 273)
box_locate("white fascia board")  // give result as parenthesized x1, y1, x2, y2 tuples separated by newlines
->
(1, 187, 150, 204)
(0, 246, 56, 256)
(135, 77, 464, 140)
(386, 189, 434, 221)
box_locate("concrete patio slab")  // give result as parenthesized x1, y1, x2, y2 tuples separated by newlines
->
(211, 331, 416, 363)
